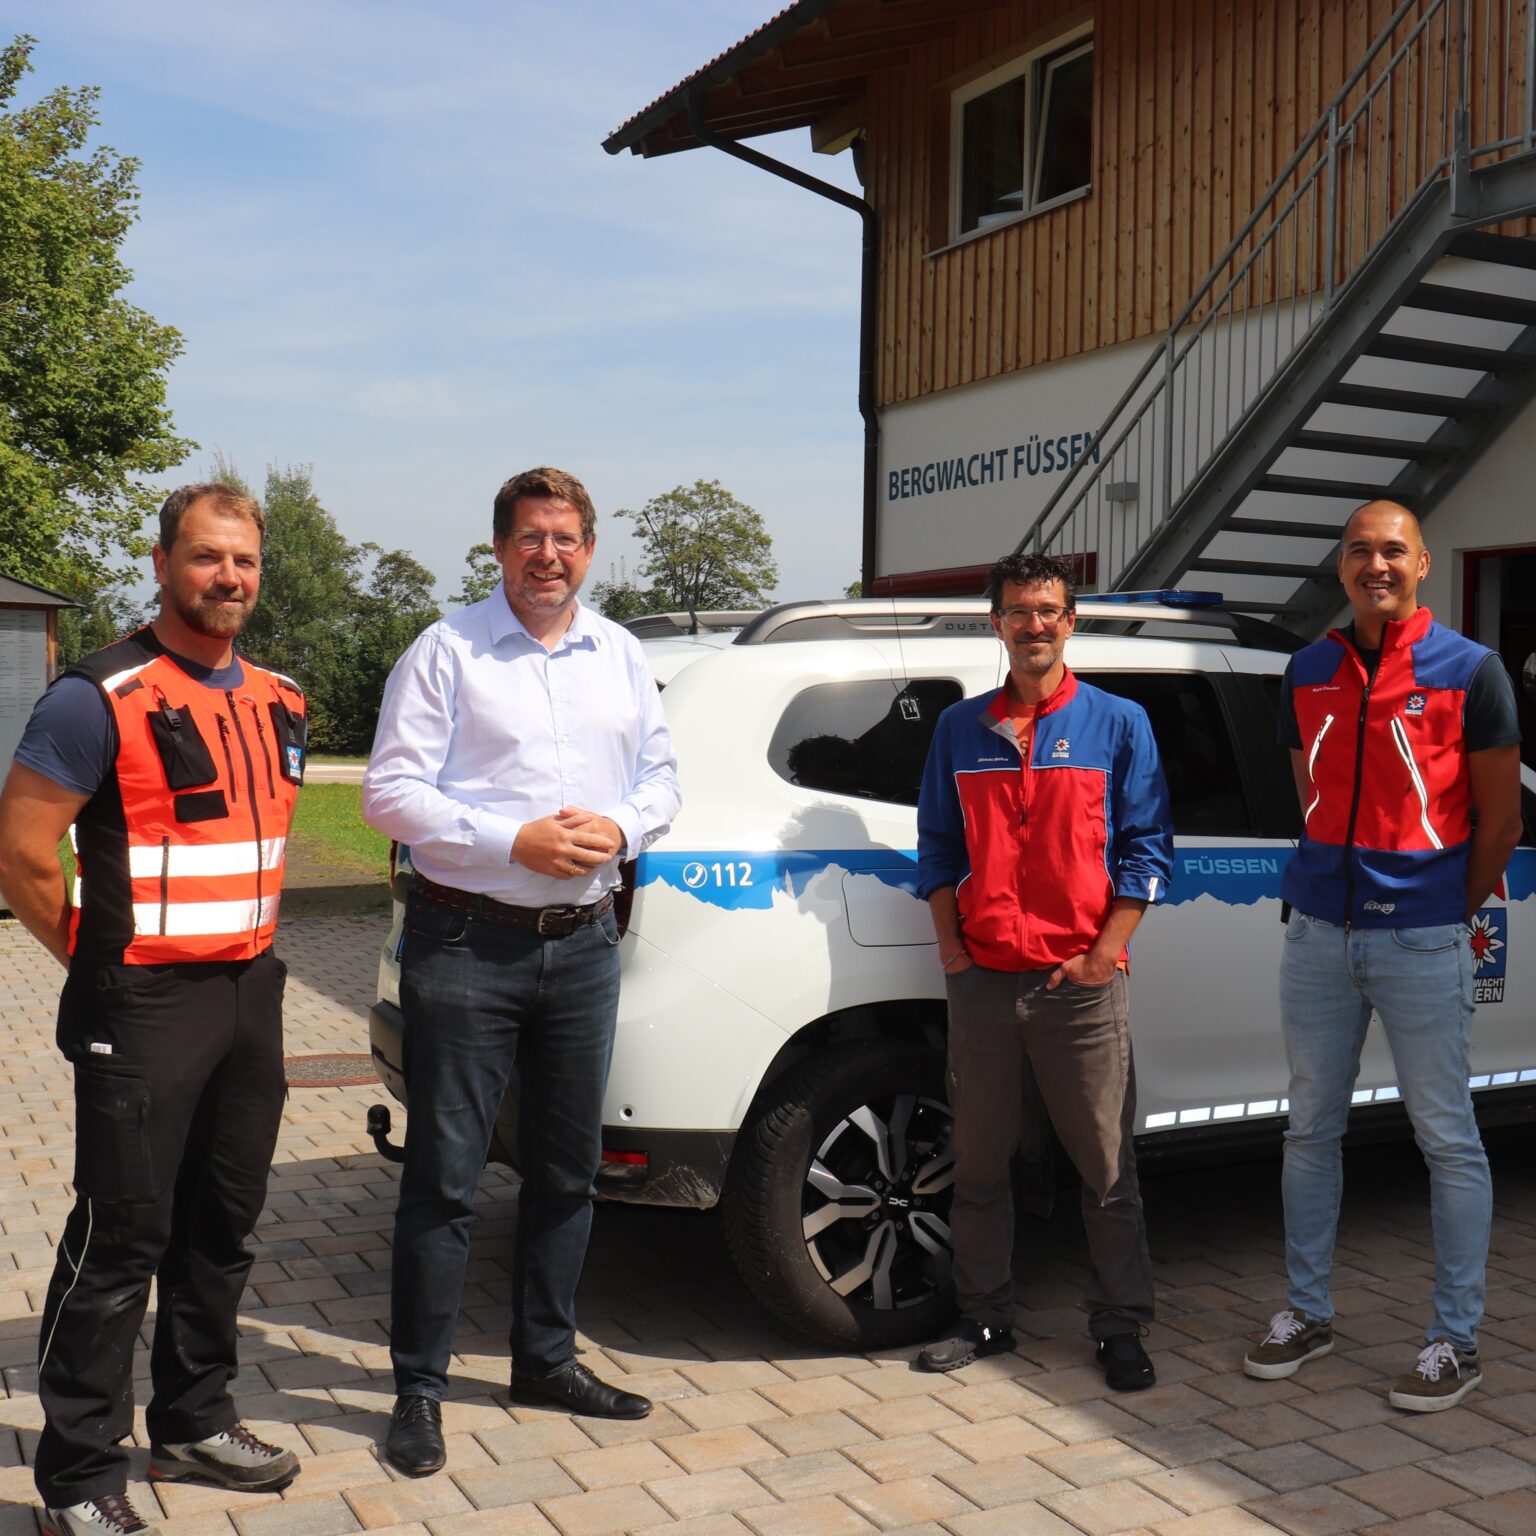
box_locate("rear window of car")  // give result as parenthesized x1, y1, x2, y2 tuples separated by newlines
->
(769, 678, 964, 805)
(1085, 671, 1253, 836)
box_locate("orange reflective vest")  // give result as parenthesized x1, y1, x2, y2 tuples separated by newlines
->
(66, 630, 306, 965)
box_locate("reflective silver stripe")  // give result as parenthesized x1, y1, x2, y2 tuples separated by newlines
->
(126, 838, 286, 880)
(99, 660, 155, 694)
(1304, 713, 1334, 826)
(130, 895, 280, 936)
(40, 1199, 92, 1371)
(1390, 715, 1444, 850)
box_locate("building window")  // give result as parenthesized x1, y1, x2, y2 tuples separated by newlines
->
(952, 32, 1092, 239)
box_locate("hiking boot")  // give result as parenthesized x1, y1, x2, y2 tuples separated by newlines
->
(1389, 1341, 1482, 1412)
(1096, 1332, 1156, 1391)
(917, 1320, 1015, 1373)
(40, 1494, 158, 1536)
(149, 1423, 299, 1491)
(1243, 1309, 1334, 1379)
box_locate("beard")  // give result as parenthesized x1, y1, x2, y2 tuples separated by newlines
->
(172, 584, 254, 639)
(508, 569, 580, 613)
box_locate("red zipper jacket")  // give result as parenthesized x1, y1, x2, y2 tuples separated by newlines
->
(917, 668, 1173, 970)
(1282, 606, 1489, 928)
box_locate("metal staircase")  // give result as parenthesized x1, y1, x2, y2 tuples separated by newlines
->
(1016, 0, 1536, 636)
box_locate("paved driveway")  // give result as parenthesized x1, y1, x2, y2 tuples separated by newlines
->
(3, 915, 1536, 1536)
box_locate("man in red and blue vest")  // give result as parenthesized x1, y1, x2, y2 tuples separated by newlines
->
(1244, 501, 1521, 1411)
(916, 552, 1173, 1388)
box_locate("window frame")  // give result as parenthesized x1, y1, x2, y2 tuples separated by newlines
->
(947, 24, 1093, 245)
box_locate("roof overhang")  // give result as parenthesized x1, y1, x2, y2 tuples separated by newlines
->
(603, 0, 1011, 158)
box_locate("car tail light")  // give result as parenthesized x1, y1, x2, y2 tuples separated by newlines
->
(601, 1149, 648, 1167)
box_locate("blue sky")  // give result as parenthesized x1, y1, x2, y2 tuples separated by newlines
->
(8, 1, 866, 602)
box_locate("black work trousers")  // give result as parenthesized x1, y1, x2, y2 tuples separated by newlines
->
(34, 950, 288, 1507)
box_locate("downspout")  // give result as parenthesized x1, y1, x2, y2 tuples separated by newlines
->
(686, 90, 880, 592)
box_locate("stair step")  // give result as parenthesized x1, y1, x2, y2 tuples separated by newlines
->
(1257, 474, 1420, 501)
(1326, 383, 1494, 418)
(1365, 333, 1536, 374)
(1291, 430, 1455, 460)
(1190, 558, 1333, 578)
(1225, 516, 1344, 540)
(1405, 283, 1536, 328)
(1447, 231, 1536, 270)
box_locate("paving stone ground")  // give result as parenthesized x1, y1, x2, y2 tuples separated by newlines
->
(3, 915, 1536, 1536)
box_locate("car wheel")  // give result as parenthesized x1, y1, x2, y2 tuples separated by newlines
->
(723, 1041, 956, 1349)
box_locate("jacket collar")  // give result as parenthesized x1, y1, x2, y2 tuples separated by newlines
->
(984, 664, 1079, 725)
(1327, 605, 1433, 660)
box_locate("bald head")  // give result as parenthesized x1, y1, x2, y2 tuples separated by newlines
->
(1336, 500, 1430, 644)
(1341, 500, 1424, 551)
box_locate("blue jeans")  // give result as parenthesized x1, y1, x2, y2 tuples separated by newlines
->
(1279, 910, 1489, 1351)
(390, 892, 622, 1395)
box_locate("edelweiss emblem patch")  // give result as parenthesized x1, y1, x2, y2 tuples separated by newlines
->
(1405, 693, 1426, 716)
(1051, 737, 1071, 759)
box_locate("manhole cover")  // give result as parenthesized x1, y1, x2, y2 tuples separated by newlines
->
(285, 1052, 378, 1088)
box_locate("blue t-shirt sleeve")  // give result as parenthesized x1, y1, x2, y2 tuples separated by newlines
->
(12, 676, 116, 797)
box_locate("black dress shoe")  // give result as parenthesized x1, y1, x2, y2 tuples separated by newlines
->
(1096, 1332, 1156, 1392)
(509, 1360, 652, 1420)
(383, 1394, 445, 1476)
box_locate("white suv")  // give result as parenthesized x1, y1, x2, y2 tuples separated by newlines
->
(368, 597, 1536, 1349)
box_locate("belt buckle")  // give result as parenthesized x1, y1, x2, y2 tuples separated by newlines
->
(536, 905, 578, 936)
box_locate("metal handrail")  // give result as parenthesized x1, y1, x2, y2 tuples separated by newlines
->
(1013, 0, 1534, 591)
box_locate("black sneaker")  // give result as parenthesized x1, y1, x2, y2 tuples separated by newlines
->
(1096, 1332, 1155, 1392)
(917, 1320, 1015, 1373)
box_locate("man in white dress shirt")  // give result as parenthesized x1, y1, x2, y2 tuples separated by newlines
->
(363, 467, 680, 1475)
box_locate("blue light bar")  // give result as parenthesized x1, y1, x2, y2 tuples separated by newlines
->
(1092, 589, 1224, 608)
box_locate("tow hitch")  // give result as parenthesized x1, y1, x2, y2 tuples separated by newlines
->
(367, 1103, 406, 1162)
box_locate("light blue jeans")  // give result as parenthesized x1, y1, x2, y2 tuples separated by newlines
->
(1279, 910, 1489, 1352)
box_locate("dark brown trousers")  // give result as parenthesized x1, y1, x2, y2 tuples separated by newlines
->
(945, 964, 1155, 1338)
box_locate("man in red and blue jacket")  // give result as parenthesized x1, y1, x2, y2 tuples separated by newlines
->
(916, 552, 1173, 1389)
(1244, 501, 1521, 1413)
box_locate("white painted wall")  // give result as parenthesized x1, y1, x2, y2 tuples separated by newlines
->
(876, 335, 1159, 575)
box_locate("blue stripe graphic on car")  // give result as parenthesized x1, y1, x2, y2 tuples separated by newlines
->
(636, 846, 1536, 911)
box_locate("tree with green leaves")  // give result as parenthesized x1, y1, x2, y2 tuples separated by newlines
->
(229, 463, 439, 753)
(452, 543, 501, 608)
(616, 480, 777, 613)
(0, 35, 191, 616)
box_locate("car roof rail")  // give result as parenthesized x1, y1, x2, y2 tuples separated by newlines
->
(623, 609, 760, 638)
(731, 596, 1306, 651)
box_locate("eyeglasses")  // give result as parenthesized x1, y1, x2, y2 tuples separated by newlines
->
(997, 605, 1070, 628)
(508, 531, 586, 554)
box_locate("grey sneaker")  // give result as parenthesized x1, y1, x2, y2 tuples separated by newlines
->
(917, 1320, 1016, 1373)
(149, 1423, 299, 1490)
(41, 1494, 157, 1536)
(1389, 1341, 1482, 1412)
(1243, 1309, 1334, 1379)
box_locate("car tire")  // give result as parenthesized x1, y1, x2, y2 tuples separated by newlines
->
(722, 1041, 956, 1349)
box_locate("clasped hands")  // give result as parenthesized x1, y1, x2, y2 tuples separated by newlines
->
(512, 807, 625, 879)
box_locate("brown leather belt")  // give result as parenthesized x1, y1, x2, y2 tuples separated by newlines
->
(412, 871, 614, 937)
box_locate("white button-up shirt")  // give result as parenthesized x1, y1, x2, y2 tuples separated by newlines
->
(362, 588, 680, 905)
